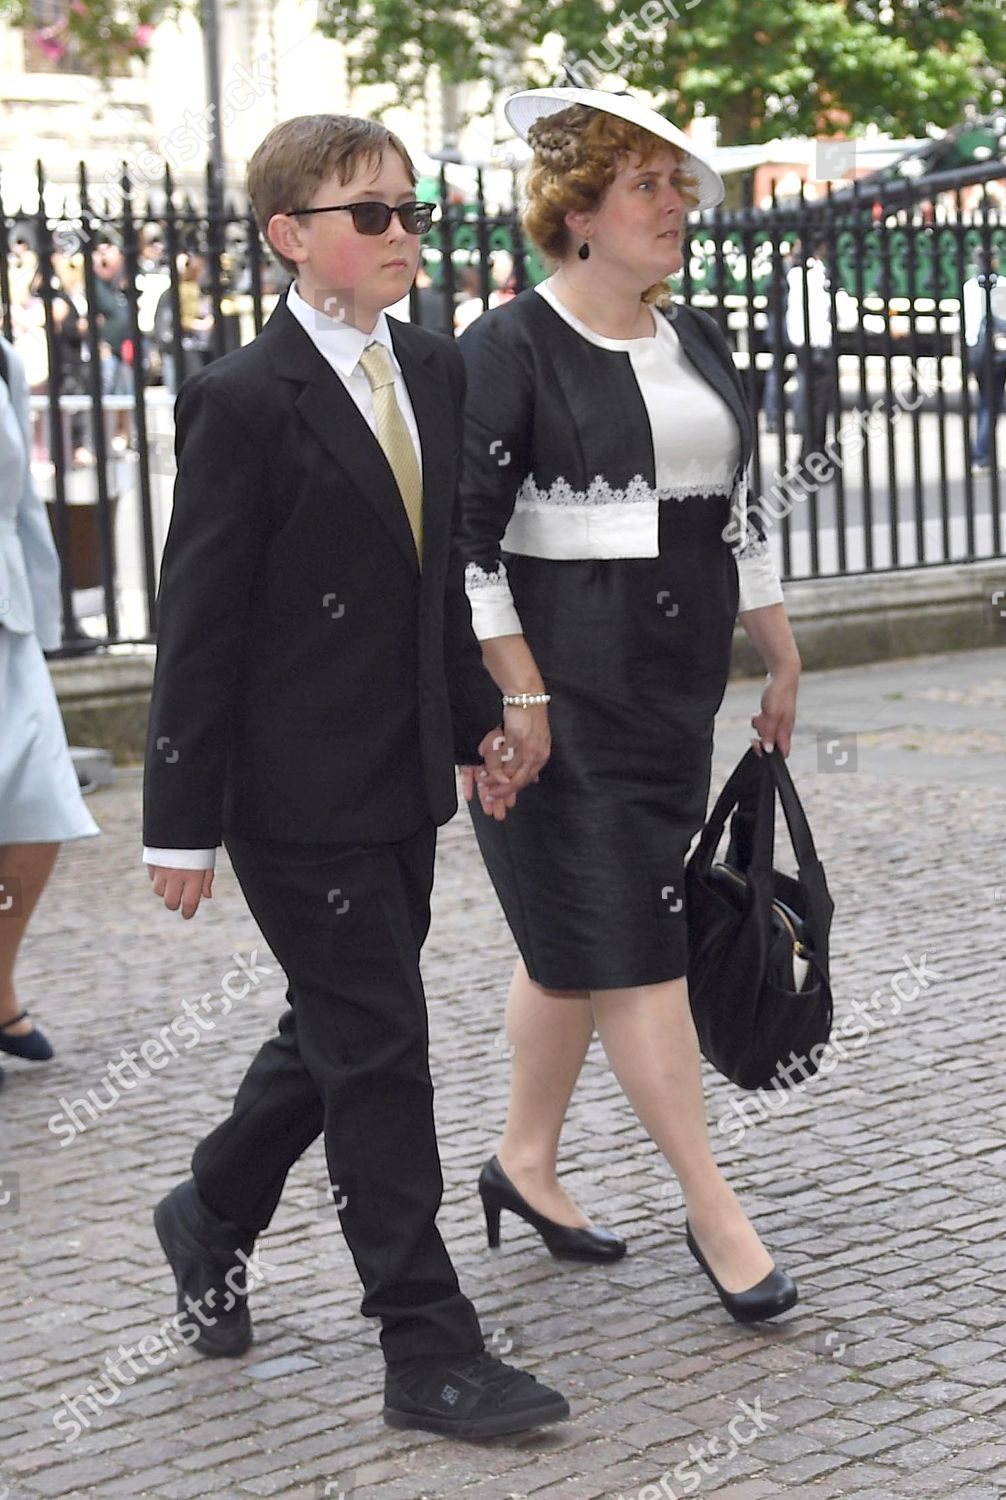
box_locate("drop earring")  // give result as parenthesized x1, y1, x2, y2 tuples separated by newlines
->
(578, 240, 590, 260)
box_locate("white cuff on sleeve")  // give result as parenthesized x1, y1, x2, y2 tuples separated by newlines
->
(143, 847, 217, 870)
(464, 560, 524, 641)
(737, 547, 784, 613)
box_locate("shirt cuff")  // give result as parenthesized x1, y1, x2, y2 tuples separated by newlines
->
(737, 547, 784, 614)
(464, 560, 524, 641)
(142, 847, 217, 870)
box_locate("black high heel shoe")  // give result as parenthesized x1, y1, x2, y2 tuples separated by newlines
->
(0, 1012, 54, 1062)
(685, 1220, 798, 1323)
(478, 1156, 627, 1263)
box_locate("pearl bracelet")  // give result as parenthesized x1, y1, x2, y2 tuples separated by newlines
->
(501, 692, 551, 707)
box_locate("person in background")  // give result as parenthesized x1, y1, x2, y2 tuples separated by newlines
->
(91, 240, 133, 451)
(760, 246, 797, 434)
(785, 238, 855, 481)
(154, 253, 214, 394)
(136, 225, 172, 385)
(0, 333, 99, 1089)
(411, 262, 454, 336)
(962, 250, 1006, 475)
(453, 265, 485, 335)
(41, 255, 91, 465)
(8, 250, 49, 400)
(487, 250, 518, 308)
(91, 240, 131, 397)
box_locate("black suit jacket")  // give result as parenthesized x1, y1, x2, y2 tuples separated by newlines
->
(143, 297, 501, 849)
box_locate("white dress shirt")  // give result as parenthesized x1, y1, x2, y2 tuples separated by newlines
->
(143, 281, 424, 872)
(785, 259, 857, 349)
(962, 274, 1006, 347)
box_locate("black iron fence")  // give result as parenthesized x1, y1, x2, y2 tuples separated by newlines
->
(3, 156, 1005, 656)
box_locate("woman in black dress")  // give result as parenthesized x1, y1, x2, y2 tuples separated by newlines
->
(457, 86, 802, 1320)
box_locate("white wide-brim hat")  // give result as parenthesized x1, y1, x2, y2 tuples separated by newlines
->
(504, 86, 724, 212)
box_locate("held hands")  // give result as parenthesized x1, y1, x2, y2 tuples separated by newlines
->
(460, 704, 552, 821)
(750, 666, 799, 758)
(147, 864, 214, 919)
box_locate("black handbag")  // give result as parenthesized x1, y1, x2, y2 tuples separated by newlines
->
(685, 747, 834, 1091)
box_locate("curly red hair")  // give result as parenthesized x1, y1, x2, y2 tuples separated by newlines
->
(522, 104, 700, 306)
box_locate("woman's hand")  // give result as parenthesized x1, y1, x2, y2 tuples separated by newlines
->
(499, 702, 551, 789)
(751, 667, 799, 757)
(459, 705, 551, 819)
(739, 604, 801, 758)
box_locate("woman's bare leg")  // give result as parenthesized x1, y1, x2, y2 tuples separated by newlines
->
(0, 842, 60, 1033)
(591, 976, 775, 1292)
(495, 956, 597, 1227)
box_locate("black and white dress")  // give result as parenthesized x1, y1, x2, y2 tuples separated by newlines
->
(457, 278, 782, 989)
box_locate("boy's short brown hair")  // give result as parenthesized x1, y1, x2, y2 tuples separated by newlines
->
(247, 114, 418, 277)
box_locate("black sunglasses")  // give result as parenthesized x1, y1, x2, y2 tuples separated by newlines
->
(287, 200, 436, 236)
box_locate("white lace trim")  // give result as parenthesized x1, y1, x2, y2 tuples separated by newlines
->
(513, 464, 734, 512)
(737, 534, 771, 561)
(464, 560, 511, 593)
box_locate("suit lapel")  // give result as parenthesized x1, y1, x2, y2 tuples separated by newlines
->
(266, 301, 448, 575)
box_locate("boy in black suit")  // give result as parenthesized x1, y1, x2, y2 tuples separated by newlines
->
(142, 114, 568, 1439)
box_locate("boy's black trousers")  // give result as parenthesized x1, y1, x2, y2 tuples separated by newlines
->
(190, 819, 485, 1363)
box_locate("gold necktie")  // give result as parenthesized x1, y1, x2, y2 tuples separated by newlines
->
(358, 341, 423, 567)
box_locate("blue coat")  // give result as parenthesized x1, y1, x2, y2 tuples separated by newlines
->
(0, 336, 62, 649)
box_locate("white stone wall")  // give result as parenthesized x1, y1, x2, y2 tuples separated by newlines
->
(0, 0, 455, 208)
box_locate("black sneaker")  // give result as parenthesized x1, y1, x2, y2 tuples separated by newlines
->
(383, 1349, 570, 1439)
(153, 1179, 256, 1357)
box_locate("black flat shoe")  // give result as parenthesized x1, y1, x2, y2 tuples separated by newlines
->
(685, 1220, 798, 1323)
(478, 1155, 627, 1263)
(384, 1349, 570, 1439)
(154, 1179, 257, 1356)
(0, 1012, 53, 1061)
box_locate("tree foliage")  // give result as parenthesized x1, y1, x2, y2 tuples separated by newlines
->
(4, 0, 1004, 143)
(315, 0, 1006, 144)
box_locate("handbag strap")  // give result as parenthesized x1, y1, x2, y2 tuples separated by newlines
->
(764, 752, 834, 968)
(691, 748, 761, 876)
(693, 747, 834, 967)
(762, 752, 823, 875)
(696, 747, 824, 878)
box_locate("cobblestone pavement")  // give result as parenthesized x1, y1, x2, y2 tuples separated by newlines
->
(3, 647, 1005, 1500)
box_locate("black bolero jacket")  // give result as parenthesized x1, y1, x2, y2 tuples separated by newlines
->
(455, 287, 780, 639)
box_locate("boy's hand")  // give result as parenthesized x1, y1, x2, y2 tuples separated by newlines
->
(460, 763, 517, 821)
(147, 864, 214, 920)
(459, 725, 523, 821)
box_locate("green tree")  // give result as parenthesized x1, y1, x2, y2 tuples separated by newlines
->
(4, 0, 1003, 144)
(316, 0, 1006, 144)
